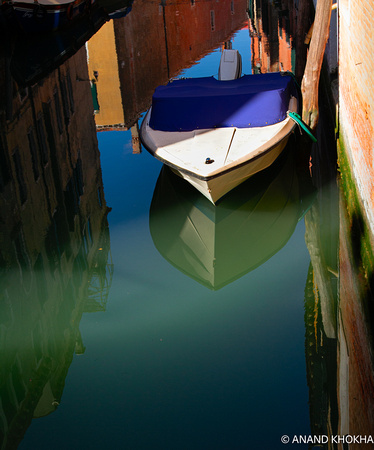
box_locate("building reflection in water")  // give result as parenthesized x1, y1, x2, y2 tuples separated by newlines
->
(0, 41, 112, 448)
(248, 0, 297, 74)
(87, 0, 249, 135)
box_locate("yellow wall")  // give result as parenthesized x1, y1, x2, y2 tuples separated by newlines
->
(87, 21, 125, 128)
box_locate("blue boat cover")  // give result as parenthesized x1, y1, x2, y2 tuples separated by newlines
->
(149, 72, 298, 131)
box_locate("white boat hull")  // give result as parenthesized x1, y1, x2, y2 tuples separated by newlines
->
(171, 136, 290, 203)
(140, 96, 297, 204)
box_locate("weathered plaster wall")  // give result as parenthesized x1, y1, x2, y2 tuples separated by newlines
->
(338, 0, 374, 240)
(336, 1, 374, 441)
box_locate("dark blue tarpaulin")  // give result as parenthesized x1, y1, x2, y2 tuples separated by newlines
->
(149, 72, 298, 131)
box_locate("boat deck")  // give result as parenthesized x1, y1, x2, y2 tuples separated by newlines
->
(142, 96, 297, 179)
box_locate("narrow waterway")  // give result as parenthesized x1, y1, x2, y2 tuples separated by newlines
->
(1, 0, 373, 449)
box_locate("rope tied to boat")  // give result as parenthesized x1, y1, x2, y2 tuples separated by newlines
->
(287, 111, 317, 143)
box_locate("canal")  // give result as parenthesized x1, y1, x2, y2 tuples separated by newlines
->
(1, 0, 373, 449)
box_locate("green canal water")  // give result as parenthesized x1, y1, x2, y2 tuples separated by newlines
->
(17, 140, 315, 450)
(20, 138, 313, 449)
(1, 1, 373, 449)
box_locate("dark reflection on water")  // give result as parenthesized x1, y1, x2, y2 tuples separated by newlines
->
(0, 0, 374, 448)
(303, 72, 374, 445)
(0, 14, 112, 448)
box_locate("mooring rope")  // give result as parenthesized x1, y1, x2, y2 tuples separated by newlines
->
(287, 111, 318, 143)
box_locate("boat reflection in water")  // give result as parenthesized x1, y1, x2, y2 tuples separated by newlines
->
(150, 144, 308, 290)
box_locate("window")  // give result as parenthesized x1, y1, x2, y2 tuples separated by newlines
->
(27, 127, 40, 181)
(0, 136, 11, 191)
(66, 71, 75, 114)
(64, 177, 80, 230)
(60, 78, 70, 124)
(36, 114, 49, 166)
(210, 11, 215, 31)
(86, 218, 93, 246)
(12, 147, 27, 204)
(97, 187, 103, 208)
(74, 156, 84, 197)
(54, 89, 63, 134)
(43, 101, 59, 161)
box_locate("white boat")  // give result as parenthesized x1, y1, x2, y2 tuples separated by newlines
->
(140, 60, 299, 204)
